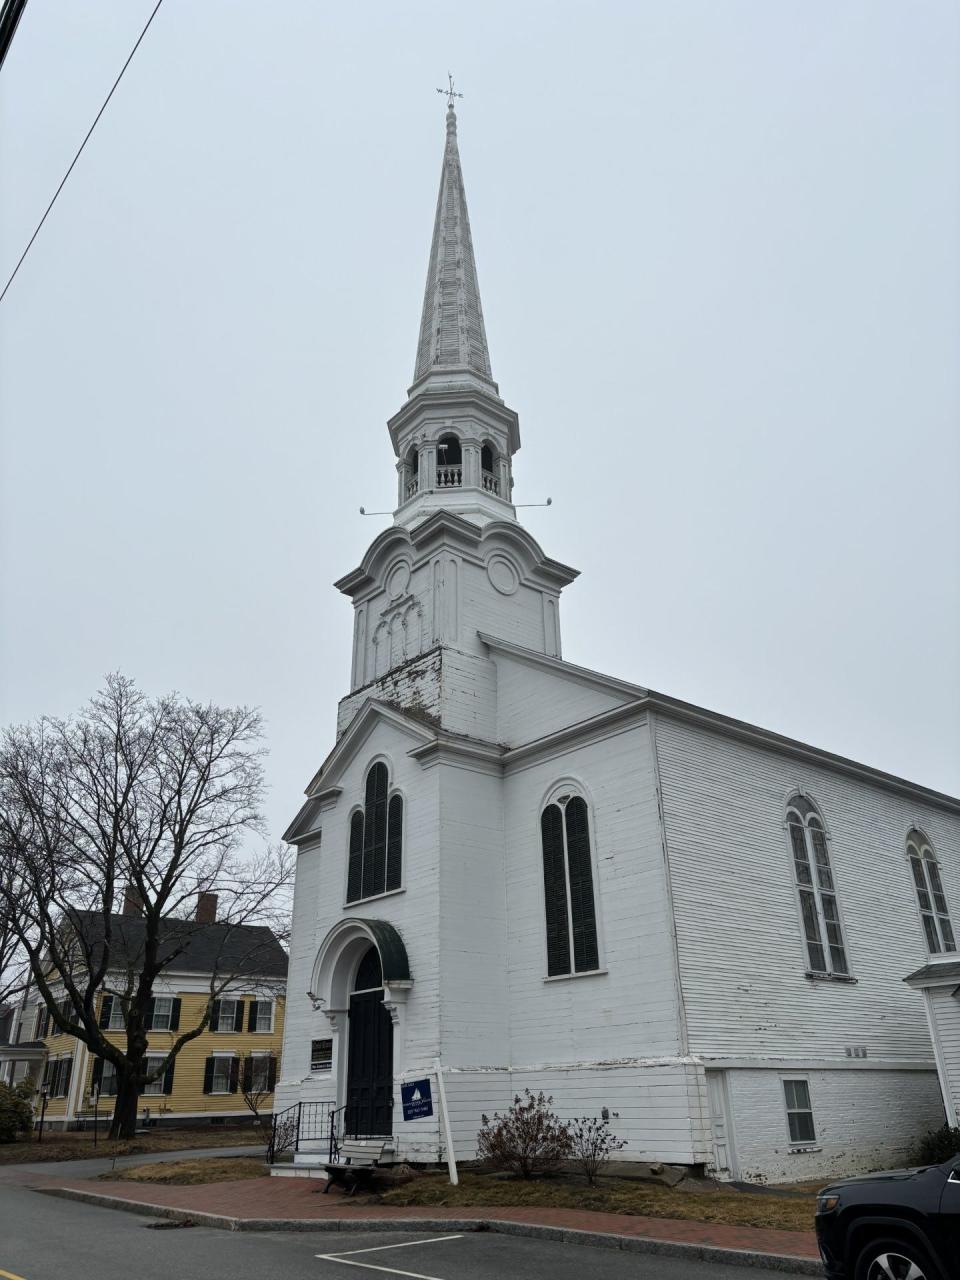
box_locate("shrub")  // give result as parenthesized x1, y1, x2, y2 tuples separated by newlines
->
(0, 1080, 35, 1144)
(910, 1123, 960, 1166)
(568, 1115, 627, 1185)
(478, 1090, 572, 1178)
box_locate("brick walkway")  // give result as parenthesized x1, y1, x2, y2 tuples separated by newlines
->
(17, 1170, 821, 1262)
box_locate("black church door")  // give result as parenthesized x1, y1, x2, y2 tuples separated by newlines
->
(345, 947, 393, 1137)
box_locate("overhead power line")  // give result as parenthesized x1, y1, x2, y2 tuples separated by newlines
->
(0, 0, 165, 307)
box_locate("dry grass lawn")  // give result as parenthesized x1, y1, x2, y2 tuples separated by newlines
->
(100, 1156, 266, 1186)
(379, 1171, 818, 1234)
(0, 1126, 265, 1165)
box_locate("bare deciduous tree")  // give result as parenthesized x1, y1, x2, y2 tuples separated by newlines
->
(0, 675, 292, 1138)
(238, 1050, 277, 1125)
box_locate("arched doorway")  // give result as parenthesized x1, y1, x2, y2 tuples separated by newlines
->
(346, 945, 393, 1136)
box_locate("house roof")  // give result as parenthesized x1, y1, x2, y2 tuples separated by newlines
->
(68, 912, 288, 981)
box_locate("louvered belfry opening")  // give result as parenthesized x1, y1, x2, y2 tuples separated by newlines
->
(347, 763, 403, 903)
(541, 796, 600, 977)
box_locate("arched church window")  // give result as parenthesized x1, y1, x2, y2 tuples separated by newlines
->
(786, 796, 848, 976)
(541, 794, 600, 976)
(405, 446, 419, 499)
(908, 829, 956, 954)
(354, 945, 383, 992)
(436, 434, 462, 488)
(346, 763, 404, 904)
(480, 442, 499, 494)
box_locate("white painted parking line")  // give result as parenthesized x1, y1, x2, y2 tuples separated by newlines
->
(316, 1233, 463, 1279)
(319, 1236, 463, 1259)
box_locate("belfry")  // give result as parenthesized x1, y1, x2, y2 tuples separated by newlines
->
(277, 97, 960, 1184)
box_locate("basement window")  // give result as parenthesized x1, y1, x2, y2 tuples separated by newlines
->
(783, 1078, 816, 1144)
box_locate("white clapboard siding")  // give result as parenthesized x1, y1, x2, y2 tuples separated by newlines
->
(653, 714, 956, 1062)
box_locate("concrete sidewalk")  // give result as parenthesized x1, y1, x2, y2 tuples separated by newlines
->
(15, 1168, 823, 1275)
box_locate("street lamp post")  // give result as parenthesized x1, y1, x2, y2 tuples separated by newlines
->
(37, 1085, 49, 1144)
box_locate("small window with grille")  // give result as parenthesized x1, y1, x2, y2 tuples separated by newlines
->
(908, 830, 956, 954)
(783, 1078, 816, 1144)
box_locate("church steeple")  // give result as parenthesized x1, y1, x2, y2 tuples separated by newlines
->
(388, 97, 521, 529)
(413, 103, 493, 387)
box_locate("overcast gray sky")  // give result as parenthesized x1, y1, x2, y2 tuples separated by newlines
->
(1, 0, 957, 845)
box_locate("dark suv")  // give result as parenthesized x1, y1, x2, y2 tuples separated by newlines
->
(815, 1155, 960, 1279)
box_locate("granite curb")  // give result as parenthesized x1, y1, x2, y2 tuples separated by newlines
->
(38, 1185, 825, 1275)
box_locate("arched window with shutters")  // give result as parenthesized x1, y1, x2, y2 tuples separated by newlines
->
(908, 829, 956, 954)
(540, 792, 600, 977)
(346, 762, 404, 904)
(786, 795, 849, 976)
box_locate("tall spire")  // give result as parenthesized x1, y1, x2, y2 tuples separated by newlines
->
(413, 102, 493, 386)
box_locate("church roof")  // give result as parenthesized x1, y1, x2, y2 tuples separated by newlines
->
(413, 104, 493, 387)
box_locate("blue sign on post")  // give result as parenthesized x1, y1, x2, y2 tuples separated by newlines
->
(401, 1077, 433, 1121)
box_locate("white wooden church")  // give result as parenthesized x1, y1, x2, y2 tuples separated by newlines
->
(277, 99, 960, 1183)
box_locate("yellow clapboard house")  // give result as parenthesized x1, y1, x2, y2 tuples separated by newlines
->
(12, 893, 287, 1129)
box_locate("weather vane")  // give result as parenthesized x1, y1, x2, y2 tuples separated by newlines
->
(436, 73, 463, 108)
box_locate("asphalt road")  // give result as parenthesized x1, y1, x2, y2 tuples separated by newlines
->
(0, 1182, 804, 1280)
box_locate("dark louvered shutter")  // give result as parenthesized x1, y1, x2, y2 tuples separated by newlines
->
(267, 1056, 277, 1091)
(233, 1001, 245, 1032)
(210, 1000, 221, 1032)
(347, 811, 364, 903)
(98, 995, 114, 1029)
(247, 1001, 258, 1032)
(229, 1058, 240, 1093)
(42, 1059, 53, 1090)
(60, 1057, 72, 1098)
(169, 998, 181, 1031)
(362, 763, 388, 899)
(541, 804, 571, 976)
(386, 794, 403, 891)
(91, 1057, 104, 1092)
(565, 797, 599, 972)
(163, 1058, 175, 1095)
(241, 1057, 253, 1093)
(203, 1057, 215, 1094)
(145, 997, 156, 1031)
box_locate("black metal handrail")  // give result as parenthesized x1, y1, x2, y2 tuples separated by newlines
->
(267, 1099, 336, 1164)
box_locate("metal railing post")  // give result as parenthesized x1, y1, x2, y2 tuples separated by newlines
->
(294, 1101, 301, 1153)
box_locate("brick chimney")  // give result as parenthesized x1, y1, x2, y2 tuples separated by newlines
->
(195, 892, 218, 925)
(122, 885, 144, 916)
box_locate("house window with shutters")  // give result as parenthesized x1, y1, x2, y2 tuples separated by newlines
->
(142, 1055, 167, 1096)
(212, 998, 244, 1032)
(245, 1052, 276, 1094)
(103, 995, 125, 1030)
(540, 792, 601, 977)
(96, 1059, 118, 1097)
(346, 762, 404, 904)
(908, 830, 956, 954)
(786, 796, 849, 976)
(248, 999, 274, 1033)
(204, 1054, 238, 1095)
(44, 1055, 73, 1098)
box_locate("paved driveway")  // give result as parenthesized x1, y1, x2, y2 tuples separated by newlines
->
(1, 1182, 806, 1280)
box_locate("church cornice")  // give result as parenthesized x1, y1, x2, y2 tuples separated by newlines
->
(335, 514, 578, 600)
(484, 634, 960, 814)
(387, 385, 520, 456)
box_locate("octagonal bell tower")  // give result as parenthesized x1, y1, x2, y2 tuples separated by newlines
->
(389, 101, 520, 530)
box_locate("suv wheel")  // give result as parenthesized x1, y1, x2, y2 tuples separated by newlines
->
(854, 1238, 941, 1280)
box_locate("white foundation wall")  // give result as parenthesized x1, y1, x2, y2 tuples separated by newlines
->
(927, 987, 960, 1125)
(722, 1066, 944, 1183)
(653, 713, 958, 1062)
(503, 719, 685, 1069)
(442, 1062, 712, 1166)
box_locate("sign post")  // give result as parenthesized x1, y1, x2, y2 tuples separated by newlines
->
(399, 1060, 458, 1186)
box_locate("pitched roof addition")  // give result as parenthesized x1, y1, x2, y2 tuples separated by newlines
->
(413, 103, 493, 386)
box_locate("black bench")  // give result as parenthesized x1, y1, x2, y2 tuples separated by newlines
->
(322, 1139, 391, 1195)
